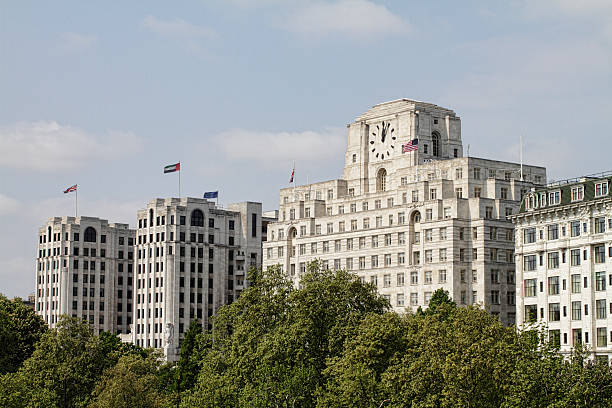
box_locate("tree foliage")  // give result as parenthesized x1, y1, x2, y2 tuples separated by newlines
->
(0, 294, 47, 374)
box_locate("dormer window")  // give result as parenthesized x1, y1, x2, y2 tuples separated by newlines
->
(571, 186, 584, 202)
(548, 190, 561, 205)
(595, 181, 609, 198)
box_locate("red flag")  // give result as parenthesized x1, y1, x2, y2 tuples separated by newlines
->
(64, 184, 77, 194)
(289, 167, 294, 183)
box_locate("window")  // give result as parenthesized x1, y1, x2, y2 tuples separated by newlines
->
(571, 274, 581, 293)
(410, 271, 418, 285)
(571, 249, 581, 266)
(525, 305, 537, 323)
(432, 132, 440, 156)
(439, 227, 447, 240)
(439, 249, 447, 262)
(410, 293, 418, 306)
(473, 168, 480, 179)
(500, 187, 508, 200)
(430, 189, 437, 200)
(547, 224, 559, 240)
(371, 255, 378, 268)
(370, 275, 377, 287)
(383, 274, 391, 288)
(572, 301, 581, 320)
(439, 269, 447, 283)
(397, 293, 405, 307)
(596, 272, 606, 291)
(597, 328, 607, 347)
(594, 181, 608, 197)
(570, 221, 580, 237)
(595, 245, 605, 263)
(474, 187, 481, 198)
(595, 217, 606, 234)
(424, 271, 432, 284)
(455, 188, 463, 198)
(547, 252, 559, 269)
(83, 227, 96, 243)
(524, 279, 536, 297)
(571, 186, 584, 202)
(444, 207, 451, 219)
(377, 168, 387, 192)
(190, 209, 204, 227)
(372, 236, 378, 248)
(397, 273, 405, 286)
(412, 190, 419, 202)
(548, 303, 560, 321)
(596, 299, 606, 319)
(524, 255, 536, 271)
(544, 190, 559, 206)
(548, 276, 559, 295)
(485, 207, 493, 219)
(425, 209, 432, 221)
(491, 290, 500, 305)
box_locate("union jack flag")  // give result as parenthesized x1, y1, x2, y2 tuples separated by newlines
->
(402, 139, 418, 153)
(63, 184, 77, 194)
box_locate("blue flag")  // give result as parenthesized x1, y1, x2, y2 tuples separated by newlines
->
(203, 191, 218, 199)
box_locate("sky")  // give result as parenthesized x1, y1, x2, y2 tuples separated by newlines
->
(1, 0, 611, 297)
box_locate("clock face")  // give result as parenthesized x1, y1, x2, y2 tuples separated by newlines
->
(370, 120, 396, 160)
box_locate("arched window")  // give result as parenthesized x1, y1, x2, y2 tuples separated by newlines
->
(84, 227, 97, 243)
(411, 211, 421, 223)
(432, 132, 440, 157)
(289, 227, 297, 239)
(377, 168, 387, 192)
(191, 209, 204, 227)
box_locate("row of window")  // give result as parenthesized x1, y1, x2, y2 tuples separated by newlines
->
(523, 246, 611, 271)
(525, 181, 609, 211)
(524, 273, 612, 297)
(139, 210, 237, 231)
(40, 228, 131, 245)
(525, 300, 611, 322)
(523, 218, 611, 244)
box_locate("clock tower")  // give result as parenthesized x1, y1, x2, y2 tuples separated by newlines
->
(343, 99, 463, 195)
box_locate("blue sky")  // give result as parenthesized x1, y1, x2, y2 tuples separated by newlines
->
(1, 0, 611, 297)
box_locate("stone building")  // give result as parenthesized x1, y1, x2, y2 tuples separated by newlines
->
(262, 99, 546, 325)
(511, 172, 612, 360)
(133, 197, 275, 361)
(35, 216, 135, 334)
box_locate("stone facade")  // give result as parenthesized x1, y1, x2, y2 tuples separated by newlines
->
(511, 173, 612, 360)
(133, 198, 275, 361)
(35, 216, 135, 334)
(263, 99, 546, 325)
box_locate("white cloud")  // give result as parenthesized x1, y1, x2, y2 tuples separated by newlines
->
(141, 15, 216, 39)
(0, 121, 141, 172)
(284, 0, 410, 39)
(0, 194, 20, 215)
(215, 127, 345, 165)
(56, 32, 97, 53)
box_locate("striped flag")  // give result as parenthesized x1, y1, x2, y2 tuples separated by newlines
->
(402, 139, 418, 153)
(289, 167, 295, 183)
(164, 163, 180, 173)
(63, 184, 77, 194)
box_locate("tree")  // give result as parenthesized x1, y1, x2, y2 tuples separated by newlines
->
(0, 294, 47, 374)
(181, 262, 390, 408)
(0, 316, 125, 407)
(88, 351, 170, 408)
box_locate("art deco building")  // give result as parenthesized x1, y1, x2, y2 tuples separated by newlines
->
(35, 216, 135, 335)
(511, 173, 612, 360)
(263, 99, 546, 325)
(133, 198, 275, 361)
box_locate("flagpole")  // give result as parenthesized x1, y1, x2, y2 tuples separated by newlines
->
(178, 165, 181, 199)
(75, 185, 78, 218)
(520, 135, 524, 181)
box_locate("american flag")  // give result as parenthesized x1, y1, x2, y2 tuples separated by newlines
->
(63, 184, 77, 194)
(402, 139, 418, 153)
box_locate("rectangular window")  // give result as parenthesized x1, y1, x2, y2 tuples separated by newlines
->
(572, 301, 581, 320)
(596, 299, 606, 319)
(594, 181, 608, 197)
(397, 273, 404, 286)
(596, 272, 606, 291)
(571, 249, 581, 266)
(571, 186, 584, 202)
(547, 224, 558, 240)
(595, 245, 606, 263)
(524, 255, 537, 271)
(548, 303, 560, 321)
(548, 276, 559, 295)
(524, 228, 536, 243)
(595, 217, 606, 234)
(547, 252, 559, 269)
(570, 221, 581, 237)
(571, 274, 581, 293)
(524, 279, 536, 297)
